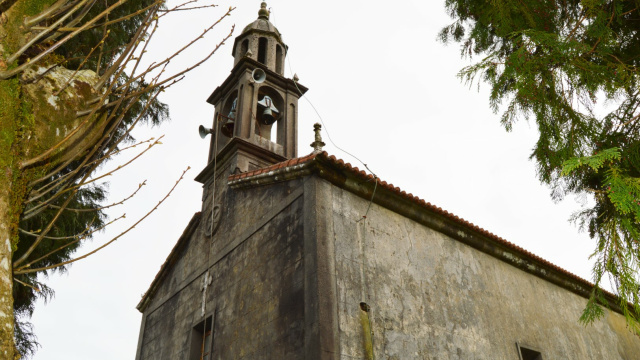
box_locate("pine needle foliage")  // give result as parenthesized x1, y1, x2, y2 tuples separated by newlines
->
(1, 0, 233, 357)
(13, 184, 107, 356)
(5, 0, 165, 356)
(440, 0, 640, 332)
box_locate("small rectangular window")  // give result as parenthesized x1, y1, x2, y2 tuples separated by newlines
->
(516, 342, 543, 360)
(190, 316, 213, 360)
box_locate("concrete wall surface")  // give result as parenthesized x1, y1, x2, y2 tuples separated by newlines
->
(328, 185, 640, 360)
(138, 179, 306, 360)
(137, 173, 640, 360)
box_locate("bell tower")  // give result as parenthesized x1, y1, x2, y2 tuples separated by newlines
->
(198, 2, 308, 183)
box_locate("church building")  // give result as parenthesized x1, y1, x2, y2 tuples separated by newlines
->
(134, 3, 640, 359)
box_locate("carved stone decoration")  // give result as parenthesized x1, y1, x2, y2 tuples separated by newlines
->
(205, 204, 222, 237)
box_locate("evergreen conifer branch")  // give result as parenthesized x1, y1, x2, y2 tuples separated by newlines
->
(442, 0, 640, 333)
(0, 1, 235, 355)
(14, 167, 190, 275)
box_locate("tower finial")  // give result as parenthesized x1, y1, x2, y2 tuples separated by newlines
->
(258, 2, 269, 19)
(310, 123, 325, 154)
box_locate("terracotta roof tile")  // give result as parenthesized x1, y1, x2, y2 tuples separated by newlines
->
(228, 152, 320, 182)
(141, 151, 624, 314)
(226, 151, 601, 294)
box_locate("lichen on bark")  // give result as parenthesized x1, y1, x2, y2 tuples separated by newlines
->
(0, 0, 234, 356)
(0, 1, 106, 357)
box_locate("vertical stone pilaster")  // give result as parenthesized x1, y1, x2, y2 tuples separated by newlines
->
(304, 177, 340, 359)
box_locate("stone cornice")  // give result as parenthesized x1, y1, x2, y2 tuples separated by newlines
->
(206, 57, 307, 106)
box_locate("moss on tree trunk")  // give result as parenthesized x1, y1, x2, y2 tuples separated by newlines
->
(0, 78, 24, 360)
(0, 0, 102, 355)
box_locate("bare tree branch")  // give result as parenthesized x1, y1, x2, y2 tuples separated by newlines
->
(1, 1, 235, 354)
(13, 278, 40, 293)
(16, 214, 125, 270)
(0, 0, 129, 80)
(94, 3, 156, 89)
(31, 0, 163, 33)
(19, 217, 97, 240)
(42, 0, 97, 44)
(14, 168, 189, 275)
(7, 0, 92, 64)
(24, 0, 72, 27)
(32, 179, 146, 214)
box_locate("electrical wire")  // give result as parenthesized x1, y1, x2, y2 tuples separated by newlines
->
(209, 114, 220, 236)
(358, 177, 378, 222)
(272, 10, 377, 356)
(290, 58, 377, 177)
(199, 113, 222, 352)
(283, 40, 379, 220)
(272, 7, 377, 179)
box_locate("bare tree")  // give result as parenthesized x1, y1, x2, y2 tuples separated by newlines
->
(0, 0, 234, 357)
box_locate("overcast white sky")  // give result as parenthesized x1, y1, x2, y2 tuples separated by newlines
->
(30, 1, 601, 358)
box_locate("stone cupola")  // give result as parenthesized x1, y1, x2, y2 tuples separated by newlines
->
(232, 2, 287, 75)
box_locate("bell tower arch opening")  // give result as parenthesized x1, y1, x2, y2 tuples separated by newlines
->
(203, 1, 308, 174)
(254, 86, 284, 145)
(257, 37, 268, 65)
(220, 91, 238, 138)
(275, 45, 283, 75)
(239, 39, 249, 58)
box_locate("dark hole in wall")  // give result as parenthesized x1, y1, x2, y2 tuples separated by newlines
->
(517, 343, 543, 360)
(190, 316, 213, 360)
(240, 39, 248, 57)
(360, 302, 370, 312)
(276, 45, 283, 74)
(258, 37, 268, 64)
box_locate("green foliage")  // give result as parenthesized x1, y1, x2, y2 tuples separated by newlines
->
(1, 0, 230, 356)
(57, 0, 164, 72)
(12, 183, 107, 356)
(3, 0, 168, 356)
(562, 147, 621, 174)
(2, 0, 54, 54)
(605, 167, 640, 220)
(0, 78, 21, 170)
(441, 0, 640, 331)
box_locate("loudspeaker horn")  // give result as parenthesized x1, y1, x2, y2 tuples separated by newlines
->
(198, 125, 213, 139)
(252, 68, 266, 83)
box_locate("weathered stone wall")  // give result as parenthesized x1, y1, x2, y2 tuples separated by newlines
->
(208, 193, 304, 359)
(239, 32, 282, 73)
(138, 178, 306, 359)
(138, 173, 640, 360)
(328, 185, 640, 359)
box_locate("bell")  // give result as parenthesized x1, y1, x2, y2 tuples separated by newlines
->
(221, 99, 237, 137)
(257, 95, 279, 125)
(221, 115, 235, 137)
(261, 107, 276, 125)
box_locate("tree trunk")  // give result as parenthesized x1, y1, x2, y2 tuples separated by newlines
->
(0, 181, 16, 359)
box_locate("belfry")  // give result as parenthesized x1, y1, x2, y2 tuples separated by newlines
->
(202, 1, 306, 175)
(134, 3, 640, 360)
